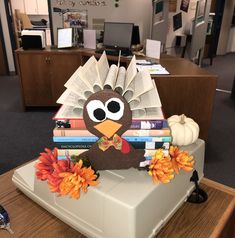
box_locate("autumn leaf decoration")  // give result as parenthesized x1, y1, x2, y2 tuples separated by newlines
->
(35, 148, 99, 199)
(148, 146, 194, 184)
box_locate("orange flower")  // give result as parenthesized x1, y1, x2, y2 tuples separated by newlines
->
(169, 146, 194, 174)
(35, 149, 98, 199)
(59, 160, 99, 199)
(148, 149, 174, 184)
(47, 159, 73, 193)
(35, 148, 58, 180)
(35, 147, 74, 193)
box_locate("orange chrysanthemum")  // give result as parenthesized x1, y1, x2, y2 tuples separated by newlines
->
(59, 160, 99, 199)
(148, 149, 174, 184)
(169, 146, 195, 174)
(35, 148, 59, 180)
(35, 148, 99, 199)
(35, 147, 73, 193)
(47, 159, 73, 193)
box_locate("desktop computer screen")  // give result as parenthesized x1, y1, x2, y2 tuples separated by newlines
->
(103, 22, 134, 50)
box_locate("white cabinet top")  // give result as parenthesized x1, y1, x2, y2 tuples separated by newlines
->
(12, 0, 48, 15)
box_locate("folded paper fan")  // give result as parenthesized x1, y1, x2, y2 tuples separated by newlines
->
(55, 51, 163, 120)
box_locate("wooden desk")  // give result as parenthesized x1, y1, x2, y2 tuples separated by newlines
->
(154, 56, 217, 141)
(0, 170, 234, 238)
(15, 48, 217, 140)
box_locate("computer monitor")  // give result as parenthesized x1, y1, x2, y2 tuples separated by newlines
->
(103, 22, 134, 50)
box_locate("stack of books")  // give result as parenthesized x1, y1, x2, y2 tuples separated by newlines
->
(52, 51, 172, 167)
(53, 116, 172, 165)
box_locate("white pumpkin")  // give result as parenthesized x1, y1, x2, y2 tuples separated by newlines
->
(167, 114, 199, 146)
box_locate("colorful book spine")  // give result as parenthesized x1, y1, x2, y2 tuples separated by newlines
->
(56, 119, 167, 130)
(57, 149, 87, 156)
(53, 127, 171, 137)
(144, 149, 169, 157)
(56, 142, 93, 149)
(53, 136, 172, 143)
(130, 120, 164, 129)
(57, 149, 169, 161)
(55, 141, 170, 150)
(57, 148, 169, 157)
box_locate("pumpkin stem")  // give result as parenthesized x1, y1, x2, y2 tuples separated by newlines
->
(180, 114, 185, 124)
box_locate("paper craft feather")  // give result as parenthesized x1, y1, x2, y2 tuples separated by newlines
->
(55, 52, 163, 120)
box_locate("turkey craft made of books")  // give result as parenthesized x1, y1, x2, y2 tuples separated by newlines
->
(81, 89, 145, 170)
(55, 51, 163, 170)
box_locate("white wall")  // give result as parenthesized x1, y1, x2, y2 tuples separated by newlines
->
(0, 0, 15, 72)
(49, 0, 152, 45)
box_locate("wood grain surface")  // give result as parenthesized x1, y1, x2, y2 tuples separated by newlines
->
(0, 170, 234, 238)
(156, 182, 235, 238)
(153, 75, 217, 140)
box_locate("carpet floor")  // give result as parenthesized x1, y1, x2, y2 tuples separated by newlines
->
(203, 54, 235, 187)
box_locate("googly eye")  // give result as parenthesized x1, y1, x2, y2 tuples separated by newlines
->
(105, 98, 124, 121)
(86, 100, 106, 122)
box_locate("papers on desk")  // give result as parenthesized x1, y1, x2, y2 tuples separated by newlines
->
(136, 60, 169, 75)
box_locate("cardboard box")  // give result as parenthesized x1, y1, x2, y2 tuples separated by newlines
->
(12, 139, 205, 238)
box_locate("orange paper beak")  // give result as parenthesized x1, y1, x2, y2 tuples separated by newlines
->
(94, 119, 122, 138)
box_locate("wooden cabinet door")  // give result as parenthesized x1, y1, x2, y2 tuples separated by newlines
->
(24, 0, 48, 15)
(49, 53, 81, 104)
(17, 53, 53, 106)
(11, 0, 25, 13)
(24, 0, 37, 14)
(36, 0, 48, 15)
